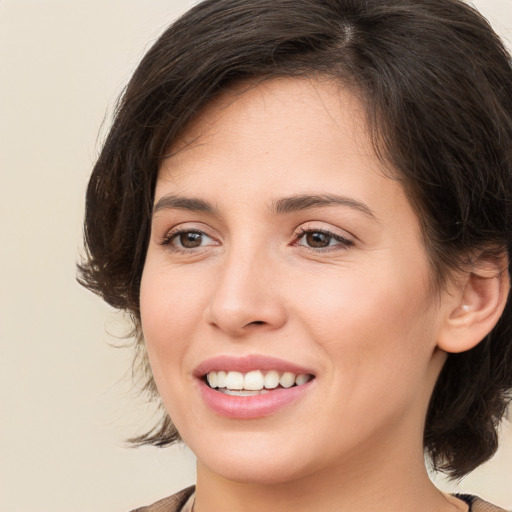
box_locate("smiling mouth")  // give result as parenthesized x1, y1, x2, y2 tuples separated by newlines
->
(204, 370, 314, 396)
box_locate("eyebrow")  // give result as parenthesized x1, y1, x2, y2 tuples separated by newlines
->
(153, 194, 218, 214)
(153, 192, 376, 220)
(271, 194, 377, 219)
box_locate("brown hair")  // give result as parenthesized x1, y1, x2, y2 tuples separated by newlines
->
(78, 0, 512, 478)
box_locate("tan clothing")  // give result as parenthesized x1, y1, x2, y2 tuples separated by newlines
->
(130, 486, 509, 512)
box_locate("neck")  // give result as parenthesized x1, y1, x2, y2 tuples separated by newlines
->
(193, 433, 464, 512)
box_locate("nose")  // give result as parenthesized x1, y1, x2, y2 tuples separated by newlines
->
(204, 246, 287, 337)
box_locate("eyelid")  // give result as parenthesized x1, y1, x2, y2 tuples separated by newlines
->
(160, 221, 215, 238)
(160, 223, 220, 250)
(162, 229, 212, 245)
(291, 223, 355, 250)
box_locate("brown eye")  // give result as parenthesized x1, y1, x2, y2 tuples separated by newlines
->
(296, 229, 354, 251)
(162, 228, 218, 252)
(304, 231, 332, 248)
(178, 231, 204, 248)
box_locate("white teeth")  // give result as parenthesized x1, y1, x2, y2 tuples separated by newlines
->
(216, 370, 227, 388)
(295, 373, 311, 386)
(264, 370, 279, 389)
(225, 371, 244, 390)
(223, 389, 269, 396)
(206, 372, 217, 388)
(244, 370, 264, 390)
(279, 372, 295, 388)
(205, 369, 313, 391)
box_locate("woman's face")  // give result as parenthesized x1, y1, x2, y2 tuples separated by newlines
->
(140, 77, 452, 484)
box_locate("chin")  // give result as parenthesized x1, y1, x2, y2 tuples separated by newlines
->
(191, 431, 320, 485)
(205, 457, 313, 486)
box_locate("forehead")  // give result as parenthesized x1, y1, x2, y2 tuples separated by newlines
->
(164, 77, 372, 170)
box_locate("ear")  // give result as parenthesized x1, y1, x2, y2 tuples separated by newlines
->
(437, 252, 510, 354)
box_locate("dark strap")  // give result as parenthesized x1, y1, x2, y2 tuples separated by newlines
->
(457, 494, 509, 512)
(130, 486, 195, 512)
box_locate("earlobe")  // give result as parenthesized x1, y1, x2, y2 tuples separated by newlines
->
(437, 253, 510, 354)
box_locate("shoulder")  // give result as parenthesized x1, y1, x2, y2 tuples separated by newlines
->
(129, 486, 196, 512)
(457, 494, 510, 512)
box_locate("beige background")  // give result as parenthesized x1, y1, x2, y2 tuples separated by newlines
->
(1, 1, 511, 511)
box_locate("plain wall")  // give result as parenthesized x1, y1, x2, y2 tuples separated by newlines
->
(1, 1, 511, 510)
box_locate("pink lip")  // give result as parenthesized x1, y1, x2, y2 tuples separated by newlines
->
(197, 379, 314, 419)
(194, 355, 315, 420)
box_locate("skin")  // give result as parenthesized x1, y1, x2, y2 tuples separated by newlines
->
(140, 77, 470, 512)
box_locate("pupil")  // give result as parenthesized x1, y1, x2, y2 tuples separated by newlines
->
(180, 232, 202, 248)
(306, 232, 330, 248)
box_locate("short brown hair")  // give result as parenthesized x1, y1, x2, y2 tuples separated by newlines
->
(78, 0, 512, 478)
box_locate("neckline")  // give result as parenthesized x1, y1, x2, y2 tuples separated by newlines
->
(453, 494, 474, 512)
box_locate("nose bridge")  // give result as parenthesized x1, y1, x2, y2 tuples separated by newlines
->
(205, 235, 286, 335)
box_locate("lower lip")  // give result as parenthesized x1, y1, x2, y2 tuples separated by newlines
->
(198, 379, 314, 419)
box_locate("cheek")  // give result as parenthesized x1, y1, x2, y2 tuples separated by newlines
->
(297, 272, 438, 445)
(294, 259, 437, 381)
(139, 263, 209, 395)
(140, 262, 209, 340)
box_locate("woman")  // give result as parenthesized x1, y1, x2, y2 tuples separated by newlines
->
(79, 0, 512, 510)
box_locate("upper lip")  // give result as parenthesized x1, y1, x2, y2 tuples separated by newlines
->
(193, 354, 315, 378)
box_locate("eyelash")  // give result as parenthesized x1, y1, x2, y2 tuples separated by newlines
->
(161, 229, 215, 253)
(160, 227, 354, 253)
(294, 227, 354, 252)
